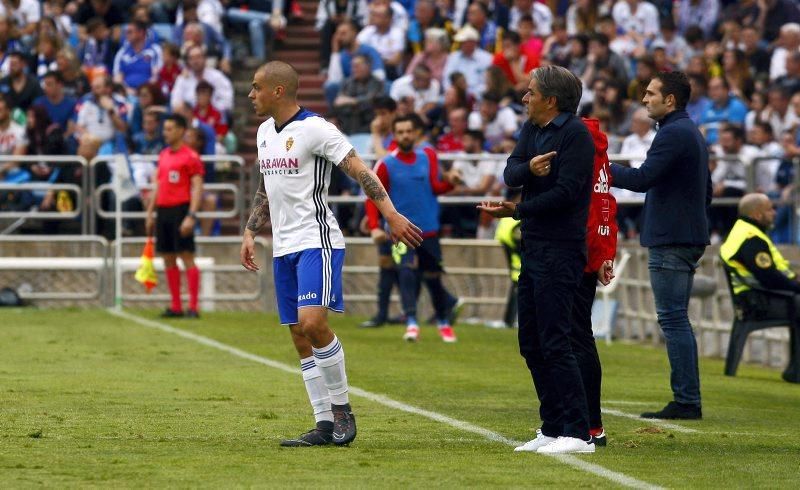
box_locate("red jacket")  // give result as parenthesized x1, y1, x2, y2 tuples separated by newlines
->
(582, 118, 618, 273)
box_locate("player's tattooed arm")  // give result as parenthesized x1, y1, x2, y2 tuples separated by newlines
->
(246, 172, 269, 234)
(338, 148, 387, 202)
(358, 170, 387, 202)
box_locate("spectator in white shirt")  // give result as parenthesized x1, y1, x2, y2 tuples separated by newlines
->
(70, 74, 128, 163)
(612, 0, 659, 40)
(709, 125, 753, 239)
(747, 121, 785, 194)
(443, 25, 493, 98)
(390, 64, 441, 116)
(509, 0, 553, 37)
(674, 0, 719, 40)
(0, 94, 27, 178)
(356, 3, 406, 79)
(371, 0, 409, 32)
(446, 129, 497, 238)
(770, 23, 800, 81)
(762, 85, 799, 138)
(0, 0, 40, 38)
(615, 107, 653, 238)
(467, 91, 518, 152)
(170, 45, 233, 113)
(177, 0, 224, 35)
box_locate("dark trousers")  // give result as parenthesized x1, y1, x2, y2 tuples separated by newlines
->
(569, 272, 603, 429)
(518, 242, 590, 439)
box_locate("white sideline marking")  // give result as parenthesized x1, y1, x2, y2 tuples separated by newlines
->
(605, 400, 652, 406)
(108, 308, 663, 490)
(602, 408, 698, 434)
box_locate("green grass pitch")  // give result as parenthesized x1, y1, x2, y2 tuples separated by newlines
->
(1, 308, 798, 488)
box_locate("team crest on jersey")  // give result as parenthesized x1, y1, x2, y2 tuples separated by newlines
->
(285, 137, 294, 151)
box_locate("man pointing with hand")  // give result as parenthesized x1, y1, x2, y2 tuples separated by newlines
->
(479, 65, 595, 454)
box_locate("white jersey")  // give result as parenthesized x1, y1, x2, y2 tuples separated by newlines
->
(256, 109, 353, 257)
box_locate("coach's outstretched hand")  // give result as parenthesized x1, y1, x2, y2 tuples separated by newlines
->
(386, 211, 422, 248)
(477, 200, 516, 218)
(240, 232, 259, 272)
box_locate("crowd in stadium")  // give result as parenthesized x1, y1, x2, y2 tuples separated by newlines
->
(0, 0, 799, 244)
(318, 0, 800, 243)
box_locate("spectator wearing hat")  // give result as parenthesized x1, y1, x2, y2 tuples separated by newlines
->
(443, 25, 493, 99)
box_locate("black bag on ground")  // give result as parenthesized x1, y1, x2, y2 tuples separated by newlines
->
(0, 287, 22, 307)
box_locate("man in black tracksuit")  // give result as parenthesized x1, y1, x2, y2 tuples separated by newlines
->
(480, 65, 595, 454)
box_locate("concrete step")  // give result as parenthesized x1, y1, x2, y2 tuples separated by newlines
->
(284, 24, 318, 37)
(272, 50, 320, 63)
(280, 36, 321, 50)
(298, 74, 326, 88)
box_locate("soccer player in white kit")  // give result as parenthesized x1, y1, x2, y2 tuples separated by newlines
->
(241, 61, 422, 447)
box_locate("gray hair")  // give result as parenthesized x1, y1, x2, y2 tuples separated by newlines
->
(780, 23, 800, 35)
(531, 65, 583, 114)
(425, 27, 450, 50)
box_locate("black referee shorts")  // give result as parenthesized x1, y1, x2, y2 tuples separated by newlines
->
(156, 203, 195, 254)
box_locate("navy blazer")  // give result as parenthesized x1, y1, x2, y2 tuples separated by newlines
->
(611, 110, 711, 248)
(504, 112, 594, 246)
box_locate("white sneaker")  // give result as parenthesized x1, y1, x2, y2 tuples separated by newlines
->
(403, 324, 419, 342)
(513, 430, 557, 452)
(537, 436, 595, 454)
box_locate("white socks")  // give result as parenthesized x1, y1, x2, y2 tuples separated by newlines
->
(311, 336, 350, 406)
(300, 356, 333, 423)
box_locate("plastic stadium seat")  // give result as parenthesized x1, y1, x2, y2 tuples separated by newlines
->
(720, 260, 800, 383)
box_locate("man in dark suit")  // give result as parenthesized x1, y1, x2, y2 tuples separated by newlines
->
(479, 65, 596, 454)
(611, 71, 711, 420)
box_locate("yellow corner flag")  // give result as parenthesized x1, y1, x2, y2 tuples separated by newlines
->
(135, 237, 158, 292)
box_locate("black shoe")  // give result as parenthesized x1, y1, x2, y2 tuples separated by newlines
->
(185, 310, 200, 319)
(331, 403, 357, 445)
(280, 421, 333, 447)
(590, 429, 607, 447)
(641, 401, 702, 420)
(160, 308, 184, 318)
(359, 316, 386, 328)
